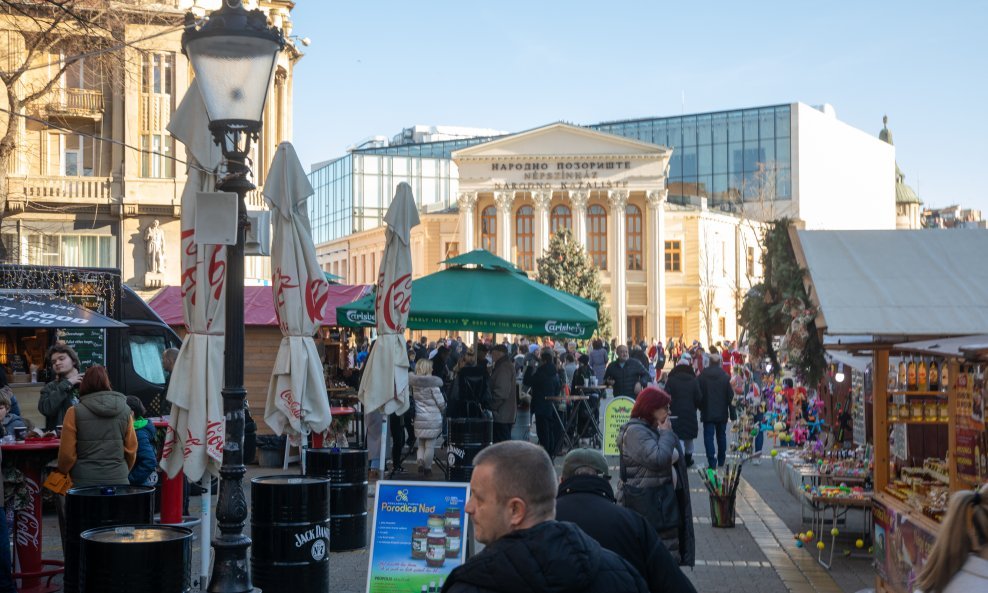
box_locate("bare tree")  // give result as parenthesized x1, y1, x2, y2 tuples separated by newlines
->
(697, 232, 718, 347)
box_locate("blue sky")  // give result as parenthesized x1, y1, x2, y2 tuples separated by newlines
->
(290, 1, 987, 213)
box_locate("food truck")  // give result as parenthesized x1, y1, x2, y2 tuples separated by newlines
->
(0, 265, 181, 426)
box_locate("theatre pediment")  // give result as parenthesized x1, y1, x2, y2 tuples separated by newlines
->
(452, 122, 669, 161)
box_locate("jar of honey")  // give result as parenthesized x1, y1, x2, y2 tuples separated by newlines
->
(445, 527, 462, 558)
(899, 403, 911, 419)
(924, 401, 938, 422)
(889, 404, 898, 422)
(444, 508, 461, 530)
(911, 402, 923, 420)
(938, 402, 949, 421)
(411, 527, 429, 559)
(426, 535, 446, 568)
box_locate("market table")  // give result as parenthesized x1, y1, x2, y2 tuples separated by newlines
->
(547, 395, 601, 454)
(800, 489, 873, 569)
(1, 438, 62, 593)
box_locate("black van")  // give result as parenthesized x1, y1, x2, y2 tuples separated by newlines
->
(119, 283, 183, 412)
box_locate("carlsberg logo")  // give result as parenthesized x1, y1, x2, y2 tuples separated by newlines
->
(545, 321, 584, 337)
(346, 310, 374, 324)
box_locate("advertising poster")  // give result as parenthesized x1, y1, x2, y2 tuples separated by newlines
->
(873, 500, 937, 593)
(367, 481, 470, 593)
(602, 396, 634, 456)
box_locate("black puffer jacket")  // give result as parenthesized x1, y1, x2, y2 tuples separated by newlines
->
(604, 359, 651, 398)
(441, 520, 647, 593)
(666, 364, 702, 440)
(556, 475, 697, 593)
(698, 365, 733, 423)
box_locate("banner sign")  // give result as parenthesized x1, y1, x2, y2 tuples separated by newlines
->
(602, 396, 634, 456)
(873, 498, 937, 593)
(367, 480, 471, 593)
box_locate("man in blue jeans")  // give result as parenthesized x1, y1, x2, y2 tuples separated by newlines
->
(698, 353, 734, 468)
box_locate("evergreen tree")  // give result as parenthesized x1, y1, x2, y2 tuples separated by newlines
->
(535, 228, 611, 339)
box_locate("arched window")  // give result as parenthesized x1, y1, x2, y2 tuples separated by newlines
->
(550, 204, 572, 236)
(626, 204, 643, 270)
(515, 205, 534, 270)
(480, 206, 497, 253)
(587, 204, 607, 269)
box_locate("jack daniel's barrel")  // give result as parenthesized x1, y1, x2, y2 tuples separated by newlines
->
(65, 485, 155, 593)
(447, 416, 493, 482)
(251, 475, 331, 593)
(305, 448, 368, 551)
(79, 525, 192, 593)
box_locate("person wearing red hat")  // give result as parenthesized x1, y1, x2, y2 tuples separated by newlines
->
(616, 387, 695, 566)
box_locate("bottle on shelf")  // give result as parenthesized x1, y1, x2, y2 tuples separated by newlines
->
(929, 359, 940, 392)
(906, 356, 918, 391)
(918, 358, 928, 392)
(897, 358, 907, 390)
(941, 362, 949, 393)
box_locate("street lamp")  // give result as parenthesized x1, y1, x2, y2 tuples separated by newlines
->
(181, 2, 283, 592)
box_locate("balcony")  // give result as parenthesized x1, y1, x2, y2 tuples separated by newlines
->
(45, 88, 104, 119)
(7, 176, 113, 209)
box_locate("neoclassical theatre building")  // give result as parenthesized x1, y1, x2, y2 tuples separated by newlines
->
(310, 103, 895, 344)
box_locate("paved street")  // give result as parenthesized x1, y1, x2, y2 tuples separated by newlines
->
(29, 438, 876, 593)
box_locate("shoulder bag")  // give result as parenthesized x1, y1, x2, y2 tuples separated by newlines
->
(620, 428, 680, 532)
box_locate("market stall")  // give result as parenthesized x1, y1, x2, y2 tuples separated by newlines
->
(790, 228, 988, 593)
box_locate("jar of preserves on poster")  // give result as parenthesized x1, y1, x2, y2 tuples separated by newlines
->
(444, 508, 461, 530)
(445, 527, 461, 558)
(426, 535, 446, 568)
(411, 527, 429, 559)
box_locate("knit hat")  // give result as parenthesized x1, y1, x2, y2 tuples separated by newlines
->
(561, 448, 611, 480)
(677, 352, 692, 366)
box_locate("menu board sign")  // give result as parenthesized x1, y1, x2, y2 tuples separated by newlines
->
(58, 328, 105, 370)
(602, 396, 634, 457)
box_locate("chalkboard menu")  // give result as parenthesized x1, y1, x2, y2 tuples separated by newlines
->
(58, 328, 105, 370)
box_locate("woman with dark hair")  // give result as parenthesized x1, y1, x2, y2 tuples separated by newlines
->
(617, 386, 694, 566)
(39, 343, 82, 430)
(56, 366, 137, 488)
(523, 350, 562, 458)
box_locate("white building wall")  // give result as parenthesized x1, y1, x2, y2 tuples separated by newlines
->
(793, 103, 895, 230)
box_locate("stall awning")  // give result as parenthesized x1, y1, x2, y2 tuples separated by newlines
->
(0, 293, 126, 328)
(148, 284, 370, 327)
(792, 229, 988, 340)
(893, 334, 988, 360)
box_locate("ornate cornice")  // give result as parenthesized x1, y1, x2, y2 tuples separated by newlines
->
(568, 190, 590, 210)
(494, 191, 515, 211)
(531, 190, 552, 211)
(457, 191, 478, 212)
(646, 189, 668, 209)
(607, 189, 630, 210)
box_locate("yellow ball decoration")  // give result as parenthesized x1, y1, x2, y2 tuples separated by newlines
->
(816, 541, 825, 550)
(831, 528, 839, 537)
(806, 530, 814, 539)
(770, 449, 779, 457)
(855, 539, 865, 549)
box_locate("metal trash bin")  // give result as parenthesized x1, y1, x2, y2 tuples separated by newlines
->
(79, 525, 192, 593)
(64, 485, 155, 593)
(446, 416, 493, 482)
(251, 475, 331, 592)
(305, 448, 369, 551)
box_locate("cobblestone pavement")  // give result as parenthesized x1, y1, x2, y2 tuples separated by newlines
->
(30, 440, 877, 593)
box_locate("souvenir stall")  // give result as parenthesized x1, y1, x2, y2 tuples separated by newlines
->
(790, 228, 988, 593)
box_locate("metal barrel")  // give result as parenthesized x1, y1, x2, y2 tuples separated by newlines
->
(64, 485, 156, 593)
(250, 475, 331, 592)
(305, 448, 369, 551)
(447, 417, 493, 482)
(79, 525, 192, 593)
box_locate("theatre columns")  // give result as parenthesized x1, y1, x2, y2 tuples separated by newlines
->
(570, 190, 589, 247)
(647, 188, 668, 344)
(494, 191, 515, 263)
(608, 189, 629, 342)
(532, 190, 552, 268)
(457, 191, 478, 253)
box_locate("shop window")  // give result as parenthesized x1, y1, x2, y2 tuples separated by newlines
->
(665, 240, 682, 272)
(550, 204, 571, 235)
(515, 205, 534, 270)
(480, 206, 496, 253)
(587, 205, 607, 269)
(626, 204, 642, 270)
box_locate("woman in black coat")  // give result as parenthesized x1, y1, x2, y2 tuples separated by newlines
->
(523, 350, 562, 457)
(664, 355, 702, 467)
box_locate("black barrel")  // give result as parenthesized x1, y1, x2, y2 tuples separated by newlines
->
(305, 448, 368, 551)
(79, 525, 192, 593)
(447, 417, 493, 482)
(65, 485, 155, 593)
(251, 475, 331, 592)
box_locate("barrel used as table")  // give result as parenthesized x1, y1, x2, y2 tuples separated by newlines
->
(64, 485, 155, 593)
(447, 416, 493, 482)
(251, 475, 331, 593)
(79, 525, 192, 593)
(305, 448, 369, 551)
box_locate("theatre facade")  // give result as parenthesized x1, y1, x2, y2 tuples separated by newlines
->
(318, 123, 765, 345)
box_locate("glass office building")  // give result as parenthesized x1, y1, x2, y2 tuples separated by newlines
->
(308, 105, 793, 243)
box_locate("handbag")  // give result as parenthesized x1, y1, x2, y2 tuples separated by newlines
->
(42, 470, 73, 495)
(620, 429, 680, 532)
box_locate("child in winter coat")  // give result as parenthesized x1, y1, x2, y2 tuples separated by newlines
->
(126, 396, 159, 486)
(409, 359, 446, 477)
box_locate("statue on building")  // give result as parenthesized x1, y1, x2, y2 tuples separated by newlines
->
(144, 219, 166, 274)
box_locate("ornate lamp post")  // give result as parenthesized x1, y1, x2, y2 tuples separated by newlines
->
(181, 3, 283, 591)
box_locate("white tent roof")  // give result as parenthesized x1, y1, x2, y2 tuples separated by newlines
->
(894, 334, 988, 360)
(792, 229, 988, 339)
